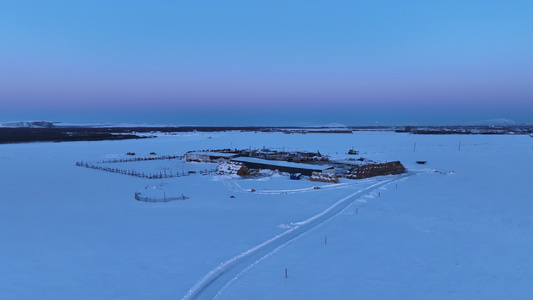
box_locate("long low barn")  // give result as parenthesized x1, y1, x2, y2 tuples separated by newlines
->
(185, 151, 239, 162)
(232, 157, 334, 176)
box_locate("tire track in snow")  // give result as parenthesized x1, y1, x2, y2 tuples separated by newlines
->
(221, 176, 376, 195)
(183, 172, 416, 300)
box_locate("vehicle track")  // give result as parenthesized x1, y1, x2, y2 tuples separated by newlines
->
(183, 172, 416, 300)
(221, 176, 376, 195)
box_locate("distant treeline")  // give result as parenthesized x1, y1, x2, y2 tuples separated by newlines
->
(0, 128, 148, 144)
(0, 125, 360, 144)
(396, 125, 533, 135)
(3, 125, 532, 144)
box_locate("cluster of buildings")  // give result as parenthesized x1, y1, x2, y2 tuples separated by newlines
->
(185, 148, 406, 180)
(185, 149, 334, 176)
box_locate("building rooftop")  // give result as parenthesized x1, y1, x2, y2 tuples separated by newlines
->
(232, 156, 334, 171)
(187, 151, 239, 158)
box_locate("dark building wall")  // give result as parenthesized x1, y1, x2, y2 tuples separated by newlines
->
(235, 160, 327, 176)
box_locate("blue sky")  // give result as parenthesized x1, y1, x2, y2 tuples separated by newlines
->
(1, 1, 532, 125)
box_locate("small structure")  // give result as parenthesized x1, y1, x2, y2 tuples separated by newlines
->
(232, 157, 334, 176)
(290, 173, 302, 180)
(185, 151, 238, 163)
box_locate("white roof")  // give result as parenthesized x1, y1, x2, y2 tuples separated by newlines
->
(232, 157, 333, 171)
(187, 151, 238, 158)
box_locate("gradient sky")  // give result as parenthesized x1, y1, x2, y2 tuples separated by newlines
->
(1, 1, 532, 125)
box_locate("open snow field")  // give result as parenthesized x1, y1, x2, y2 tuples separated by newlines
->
(1, 131, 532, 299)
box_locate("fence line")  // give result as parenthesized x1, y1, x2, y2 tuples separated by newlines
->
(135, 192, 189, 202)
(100, 155, 184, 164)
(75, 161, 217, 179)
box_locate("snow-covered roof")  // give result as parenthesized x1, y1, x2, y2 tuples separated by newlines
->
(232, 157, 333, 171)
(187, 151, 238, 158)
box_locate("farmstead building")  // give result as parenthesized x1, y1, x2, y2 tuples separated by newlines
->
(231, 157, 334, 176)
(185, 151, 238, 163)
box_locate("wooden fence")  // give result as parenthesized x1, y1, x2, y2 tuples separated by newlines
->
(100, 155, 183, 163)
(134, 192, 189, 202)
(75, 155, 216, 179)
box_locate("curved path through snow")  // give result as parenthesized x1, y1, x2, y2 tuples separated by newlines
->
(221, 175, 377, 195)
(183, 172, 416, 300)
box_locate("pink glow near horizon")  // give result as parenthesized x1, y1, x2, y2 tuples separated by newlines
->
(1, 1, 532, 124)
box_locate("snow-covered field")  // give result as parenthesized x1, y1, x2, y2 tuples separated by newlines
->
(1, 131, 532, 299)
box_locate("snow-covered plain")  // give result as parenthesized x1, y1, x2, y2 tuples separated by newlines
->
(1, 131, 532, 299)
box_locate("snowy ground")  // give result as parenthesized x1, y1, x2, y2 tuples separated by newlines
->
(1, 131, 532, 299)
